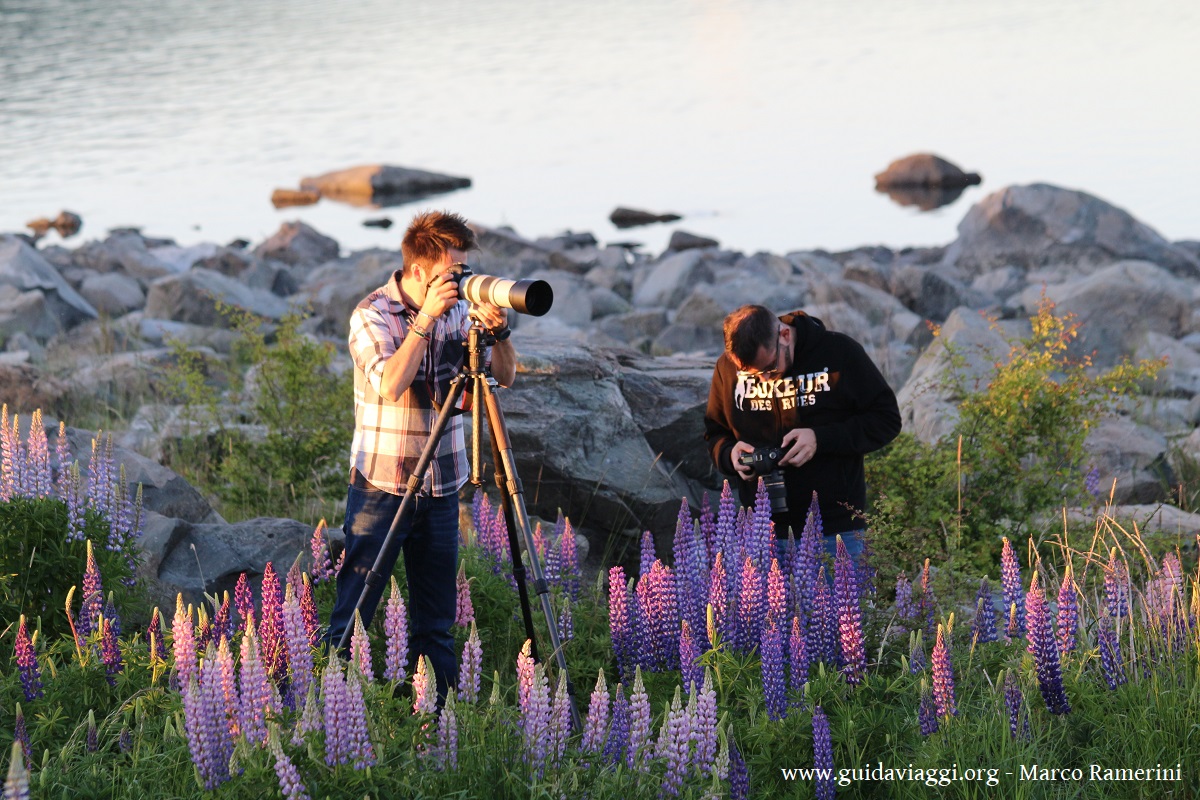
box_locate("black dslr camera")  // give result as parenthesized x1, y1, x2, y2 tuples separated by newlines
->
(737, 445, 789, 515)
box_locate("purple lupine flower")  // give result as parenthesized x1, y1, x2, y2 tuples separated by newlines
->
(172, 595, 197, 689)
(835, 535, 866, 685)
(269, 731, 311, 800)
(27, 410, 51, 499)
(522, 663, 552, 778)
(699, 490, 717, 569)
(559, 516, 581, 602)
(707, 551, 730, 645)
(454, 564, 474, 627)
(918, 687, 939, 736)
(292, 681, 323, 747)
(750, 478, 776, 571)
(118, 726, 132, 754)
(679, 619, 703, 696)
(235, 572, 254, 633)
(548, 671, 571, 765)
(1097, 616, 1126, 689)
(299, 575, 321, 648)
(194, 607, 212, 654)
(894, 571, 916, 621)
(971, 578, 997, 645)
(639, 530, 657, 579)
(1056, 568, 1079, 657)
(239, 620, 277, 746)
(435, 697, 458, 771)
(931, 624, 956, 718)
(812, 706, 835, 800)
(342, 664, 375, 769)
(100, 615, 123, 685)
(321, 659, 348, 765)
(909, 630, 925, 674)
(656, 689, 691, 798)
(608, 565, 633, 678)
(86, 709, 98, 753)
(729, 736, 750, 800)
(789, 615, 809, 697)
(413, 654, 437, 716)
(284, 585, 314, 705)
(1000, 538, 1025, 636)
(5, 740, 29, 800)
(215, 636, 238, 738)
(14, 704, 30, 762)
(183, 652, 233, 789)
(673, 499, 705, 637)
(211, 593, 233, 646)
(1003, 671, 1029, 740)
(14, 617, 42, 701)
(603, 683, 631, 766)
(693, 669, 719, 775)
(471, 490, 488, 545)
(761, 617, 787, 721)
(1025, 572, 1070, 715)
(714, 481, 738, 570)
(260, 562, 288, 684)
(349, 611, 373, 683)
(1104, 548, 1129, 619)
(80, 540, 104, 640)
(383, 577, 409, 683)
(147, 607, 167, 664)
(1005, 601, 1021, 643)
(637, 559, 679, 669)
(582, 669, 611, 753)
(64, 464, 85, 543)
(309, 519, 333, 583)
(558, 597, 574, 643)
(766, 557, 787, 628)
(734, 555, 764, 653)
(1085, 465, 1102, 503)
(812, 567, 837, 664)
(627, 668, 652, 772)
(919, 558, 938, 637)
(458, 621, 482, 703)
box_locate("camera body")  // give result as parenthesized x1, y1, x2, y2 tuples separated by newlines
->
(737, 445, 789, 515)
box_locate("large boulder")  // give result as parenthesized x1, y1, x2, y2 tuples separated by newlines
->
(0, 236, 98, 340)
(144, 268, 294, 327)
(1083, 416, 1172, 504)
(79, 272, 146, 316)
(71, 230, 176, 281)
(299, 249, 404, 337)
(0, 362, 68, 411)
(945, 184, 1200, 277)
(300, 164, 470, 205)
(874, 153, 981, 188)
(253, 221, 340, 267)
(632, 250, 715, 308)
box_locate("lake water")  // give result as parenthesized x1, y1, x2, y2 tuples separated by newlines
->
(2, 0, 1197, 257)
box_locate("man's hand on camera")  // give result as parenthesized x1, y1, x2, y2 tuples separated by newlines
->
(472, 303, 508, 335)
(731, 441, 756, 479)
(420, 273, 460, 319)
(779, 428, 817, 467)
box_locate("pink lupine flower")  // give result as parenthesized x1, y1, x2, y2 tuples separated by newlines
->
(766, 557, 787, 627)
(309, 519, 333, 583)
(608, 565, 633, 678)
(260, 562, 288, 684)
(299, 575, 321, 647)
(516, 639, 535, 715)
(412, 655, 437, 716)
(235, 572, 254, 633)
(835, 535, 866, 685)
(931, 624, 956, 718)
(349, 611, 373, 683)
(14, 617, 41, 702)
(581, 669, 611, 754)
(454, 563, 474, 627)
(80, 540, 104, 639)
(383, 577, 409, 683)
(172, 595, 197, 689)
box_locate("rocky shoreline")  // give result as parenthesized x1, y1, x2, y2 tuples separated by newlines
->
(4, 181, 1200, 609)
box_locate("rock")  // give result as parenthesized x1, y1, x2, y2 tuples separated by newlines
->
(72, 231, 175, 280)
(253, 221, 340, 267)
(363, 217, 393, 229)
(0, 362, 67, 410)
(129, 316, 241, 353)
(299, 164, 470, 205)
(270, 188, 321, 208)
(596, 309, 670, 350)
(587, 286, 632, 319)
(144, 268, 294, 327)
(299, 249, 404, 337)
(891, 265, 990, 322)
(52, 211, 83, 238)
(1135, 332, 1200, 399)
(667, 230, 719, 252)
(632, 250, 715, 308)
(79, 272, 146, 316)
(732, 252, 793, 283)
(1084, 416, 1171, 504)
(1057, 504, 1200, 536)
(525, 269, 593, 328)
(609, 207, 682, 228)
(945, 184, 1200, 277)
(0, 236, 98, 340)
(147, 242, 221, 273)
(25, 217, 52, 238)
(874, 153, 982, 189)
(469, 223, 590, 276)
(143, 514, 315, 609)
(970, 265, 1026, 301)
(878, 184, 970, 212)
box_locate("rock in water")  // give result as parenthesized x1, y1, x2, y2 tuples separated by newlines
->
(874, 153, 981, 189)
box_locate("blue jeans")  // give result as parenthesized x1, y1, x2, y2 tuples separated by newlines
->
(774, 529, 866, 577)
(327, 484, 460, 699)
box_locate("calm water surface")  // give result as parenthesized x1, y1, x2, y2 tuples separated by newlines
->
(2, 0, 1197, 256)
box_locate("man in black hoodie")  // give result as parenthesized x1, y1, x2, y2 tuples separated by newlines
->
(704, 304, 901, 558)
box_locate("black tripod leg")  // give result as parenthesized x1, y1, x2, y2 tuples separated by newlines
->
(480, 378, 582, 732)
(336, 372, 469, 653)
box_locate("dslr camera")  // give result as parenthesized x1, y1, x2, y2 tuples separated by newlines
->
(737, 445, 789, 515)
(445, 263, 553, 317)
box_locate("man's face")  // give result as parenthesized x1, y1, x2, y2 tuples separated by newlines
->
(743, 325, 787, 378)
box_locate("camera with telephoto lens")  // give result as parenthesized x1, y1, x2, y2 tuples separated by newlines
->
(737, 445, 789, 515)
(445, 263, 554, 316)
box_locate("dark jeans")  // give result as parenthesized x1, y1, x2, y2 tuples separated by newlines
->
(326, 483, 460, 698)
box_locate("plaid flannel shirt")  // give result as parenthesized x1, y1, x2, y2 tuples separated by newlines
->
(347, 272, 483, 496)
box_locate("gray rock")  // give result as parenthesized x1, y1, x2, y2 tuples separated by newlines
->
(300, 164, 470, 203)
(299, 249, 404, 337)
(651, 323, 724, 356)
(596, 309, 670, 350)
(892, 265, 990, 322)
(609, 207, 682, 228)
(971, 266, 1026, 300)
(144, 268, 294, 327)
(786, 251, 844, 282)
(526, 269, 593, 327)
(79, 272, 146, 316)
(587, 286, 632, 319)
(0, 236, 98, 337)
(72, 231, 174, 281)
(731, 252, 792, 283)
(128, 315, 241, 353)
(148, 242, 221, 273)
(0, 361, 67, 410)
(632, 250, 714, 308)
(254, 221, 340, 267)
(946, 183, 1200, 277)
(1083, 416, 1171, 504)
(667, 230, 719, 252)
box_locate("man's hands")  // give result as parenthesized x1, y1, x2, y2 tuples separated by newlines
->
(471, 302, 508, 334)
(730, 440, 756, 479)
(780, 428, 817, 467)
(420, 273, 460, 320)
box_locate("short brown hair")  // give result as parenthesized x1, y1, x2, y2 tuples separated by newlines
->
(401, 210, 477, 275)
(723, 304, 777, 369)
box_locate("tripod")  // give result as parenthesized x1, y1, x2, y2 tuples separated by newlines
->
(337, 320, 580, 731)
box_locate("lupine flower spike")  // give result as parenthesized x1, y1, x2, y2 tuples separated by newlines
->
(835, 535, 866, 685)
(413, 655, 437, 716)
(5, 740, 29, 800)
(383, 576, 409, 683)
(13, 616, 42, 702)
(582, 669, 611, 754)
(760, 616, 787, 721)
(811, 706, 835, 800)
(1003, 670, 1030, 741)
(454, 563, 474, 627)
(458, 621, 483, 703)
(918, 684, 939, 736)
(931, 624, 956, 718)
(349, 610, 373, 683)
(1000, 538, 1025, 637)
(269, 726, 311, 800)
(13, 704, 30, 762)
(309, 519, 333, 583)
(1025, 571, 1070, 715)
(971, 578, 997, 645)
(1056, 567, 1078, 657)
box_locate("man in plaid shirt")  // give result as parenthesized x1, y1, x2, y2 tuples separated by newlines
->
(327, 210, 516, 701)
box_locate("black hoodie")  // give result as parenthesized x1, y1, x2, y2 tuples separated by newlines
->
(703, 310, 902, 535)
